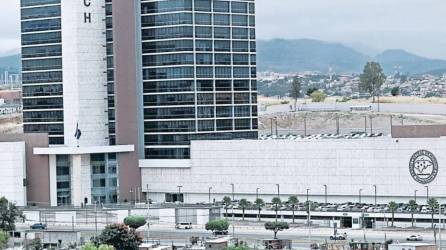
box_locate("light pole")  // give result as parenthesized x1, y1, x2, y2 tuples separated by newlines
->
(359, 188, 363, 203)
(414, 190, 418, 203)
(177, 185, 183, 203)
(306, 188, 311, 242)
(276, 184, 280, 199)
(208, 187, 212, 204)
(323, 185, 327, 204)
(230, 183, 235, 237)
(373, 185, 377, 206)
(256, 188, 260, 200)
(425, 186, 429, 204)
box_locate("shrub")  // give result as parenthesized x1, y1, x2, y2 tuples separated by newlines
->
(310, 90, 327, 102)
(123, 215, 147, 229)
(205, 219, 230, 233)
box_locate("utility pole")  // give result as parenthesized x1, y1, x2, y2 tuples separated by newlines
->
(231, 183, 235, 237)
(276, 184, 280, 199)
(208, 187, 212, 204)
(323, 185, 327, 204)
(373, 185, 377, 206)
(425, 186, 429, 204)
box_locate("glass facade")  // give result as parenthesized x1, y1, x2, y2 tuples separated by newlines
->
(56, 155, 71, 206)
(21, 0, 64, 145)
(141, 0, 258, 159)
(91, 153, 118, 204)
(105, 0, 116, 145)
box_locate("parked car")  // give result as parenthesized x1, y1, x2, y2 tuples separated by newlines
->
(330, 234, 346, 240)
(310, 243, 320, 249)
(30, 223, 47, 230)
(214, 230, 229, 236)
(406, 235, 423, 241)
(175, 222, 192, 230)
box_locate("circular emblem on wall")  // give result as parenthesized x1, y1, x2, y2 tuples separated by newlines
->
(409, 150, 438, 184)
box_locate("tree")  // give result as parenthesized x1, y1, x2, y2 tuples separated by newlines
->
(25, 238, 43, 250)
(0, 197, 24, 231)
(0, 231, 9, 250)
(388, 201, 398, 227)
(288, 196, 299, 224)
(123, 215, 146, 230)
(428, 198, 439, 229)
(96, 223, 142, 250)
(306, 87, 318, 97)
(271, 197, 282, 222)
(205, 219, 229, 234)
(81, 243, 115, 250)
(238, 199, 249, 221)
(264, 222, 289, 239)
(224, 246, 249, 250)
(289, 77, 301, 111)
(222, 196, 232, 217)
(310, 90, 327, 102)
(390, 86, 400, 96)
(254, 198, 265, 221)
(359, 62, 386, 102)
(408, 200, 418, 228)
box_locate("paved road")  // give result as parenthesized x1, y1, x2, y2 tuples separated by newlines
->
(19, 223, 441, 249)
(262, 103, 446, 115)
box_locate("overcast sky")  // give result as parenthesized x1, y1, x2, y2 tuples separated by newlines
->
(2, 0, 446, 59)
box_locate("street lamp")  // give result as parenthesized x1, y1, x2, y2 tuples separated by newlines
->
(230, 184, 235, 237)
(177, 185, 183, 203)
(373, 185, 377, 206)
(414, 190, 418, 203)
(323, 185, 327, 204)
(276, 184, 280, 199)
(425, 186, 429, 204)
(208, 187, 212, 204)
(359, 188, 363, 203)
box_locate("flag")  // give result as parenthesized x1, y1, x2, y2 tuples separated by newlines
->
(74, 122, 82, 140)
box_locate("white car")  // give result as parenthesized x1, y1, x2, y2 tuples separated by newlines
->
(406, 235, 423, 241)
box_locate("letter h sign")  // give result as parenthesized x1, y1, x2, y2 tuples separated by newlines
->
(84, 0, 91, 23)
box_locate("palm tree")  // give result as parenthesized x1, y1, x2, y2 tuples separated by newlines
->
(408, 199, 418, 228)
(239, 199, 249, 221)
(271, 197, 282, 222)
(254, 198, 265, 221)
(288, 196, 299, 224)
(428, 197, 439, 229)
(222, 196, 231, 218)
(388, 201, 398, 227)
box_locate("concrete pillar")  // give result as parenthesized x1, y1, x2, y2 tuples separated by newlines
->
(49, 155, 57, 207)
(71, 155, 82, 206)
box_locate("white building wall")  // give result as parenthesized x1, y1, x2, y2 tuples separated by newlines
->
(0, 142, 26, 206)
(61, 0, 108, 147)
(141, 138, 446, 204)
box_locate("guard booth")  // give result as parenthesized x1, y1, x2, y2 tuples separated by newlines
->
(352, 215, 362, 229)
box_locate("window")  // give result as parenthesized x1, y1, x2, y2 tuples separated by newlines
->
(195, 13, 211, 25)
(213, 1, 229, 12)
(214, 14, 230, 26)
(196, 53, 213, 65)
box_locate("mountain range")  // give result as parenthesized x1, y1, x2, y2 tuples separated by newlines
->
(257, 39, 446, 75)
(0, 54, 20, 73)
(1, 39, 446, 75)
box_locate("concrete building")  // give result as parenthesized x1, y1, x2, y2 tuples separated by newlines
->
(142, 132, 446, 204)
(19, 0, 258, 207)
